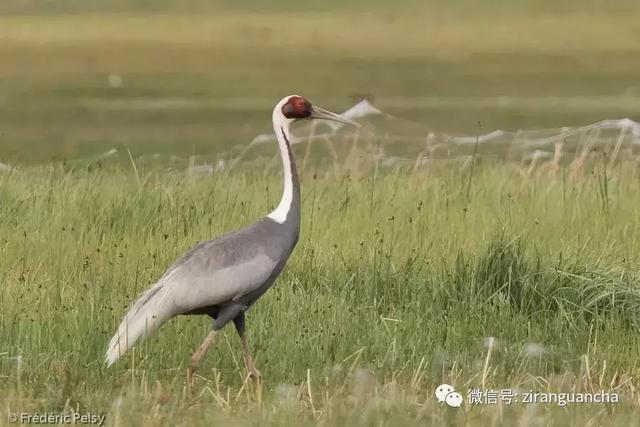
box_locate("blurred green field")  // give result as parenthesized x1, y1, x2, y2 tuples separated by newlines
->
(0, 2, 639, 162)
(2, 0, 638, 13)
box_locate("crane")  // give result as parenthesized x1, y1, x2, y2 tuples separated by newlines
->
(105, 95, 357, 382)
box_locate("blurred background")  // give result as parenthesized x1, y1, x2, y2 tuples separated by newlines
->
(0, 0, 639, 163)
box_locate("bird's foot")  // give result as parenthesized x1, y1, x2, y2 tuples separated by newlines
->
(247, 366, 262, 381)
(187, 366, 197, 386)
(245, 364, 263, 402)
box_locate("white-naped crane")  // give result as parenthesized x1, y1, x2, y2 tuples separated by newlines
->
(105, 95, 357, 381)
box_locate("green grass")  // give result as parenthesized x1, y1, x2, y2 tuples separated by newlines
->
(1, 0, 639, 14)
(1, 161, 639, 425)
(1, 8, 640, 162)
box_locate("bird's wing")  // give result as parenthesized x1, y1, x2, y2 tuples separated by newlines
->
(105, 223, 280, 366)
(158, 234, 278, 314)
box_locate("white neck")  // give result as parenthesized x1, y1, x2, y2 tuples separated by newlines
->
(267, 111, 294, 224)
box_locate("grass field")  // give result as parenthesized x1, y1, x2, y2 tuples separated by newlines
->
(1, 4, 640, 162)
(1, 1, 640, 426)
(1, 161, 640, 425)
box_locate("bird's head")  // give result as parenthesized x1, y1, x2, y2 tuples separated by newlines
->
(275, 95, 358, 127)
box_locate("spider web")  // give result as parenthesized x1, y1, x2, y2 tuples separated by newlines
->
(47, 99, 640, 175)
(237, 99, 640, 172)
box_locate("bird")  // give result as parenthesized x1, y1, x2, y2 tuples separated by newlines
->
(105, 95, 357, 382)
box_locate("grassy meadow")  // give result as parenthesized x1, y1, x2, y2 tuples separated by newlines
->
(1, 161, 640, 425)
(1, 2, 640, 162)
(2, 1, 640, 426)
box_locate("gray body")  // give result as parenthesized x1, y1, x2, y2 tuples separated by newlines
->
(105, 128, 300, 365)
(175, 214, 300, 328)
(174, 131, 300, 329)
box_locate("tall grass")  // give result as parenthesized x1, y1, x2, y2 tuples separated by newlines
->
(0, 161, 639, 425)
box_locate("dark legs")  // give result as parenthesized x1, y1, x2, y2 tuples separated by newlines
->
(233, 312, 261, 380)
(187, 322, 217, 384)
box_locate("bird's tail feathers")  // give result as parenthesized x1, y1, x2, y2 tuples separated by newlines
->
(105, 282, 173, 367)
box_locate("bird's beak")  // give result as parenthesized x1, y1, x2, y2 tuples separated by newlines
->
(310, 106, 360, 127)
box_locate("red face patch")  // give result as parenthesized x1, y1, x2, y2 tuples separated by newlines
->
(282, 96, 312, 119)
